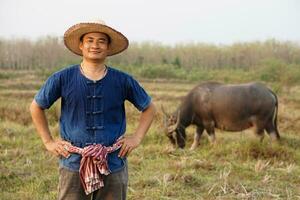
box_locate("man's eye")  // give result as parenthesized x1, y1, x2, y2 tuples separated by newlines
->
(98, 40, 106, 44)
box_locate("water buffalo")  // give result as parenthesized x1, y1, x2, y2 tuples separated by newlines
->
(162, 82, 280, 149)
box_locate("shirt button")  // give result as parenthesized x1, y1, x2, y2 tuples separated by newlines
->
(92, 127, 96, 130)
(92, 96, 96, 98)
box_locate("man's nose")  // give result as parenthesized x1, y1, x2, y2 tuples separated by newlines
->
(91, 42, 100, 48)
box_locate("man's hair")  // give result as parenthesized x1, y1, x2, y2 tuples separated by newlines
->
(79, 33, 111, 44)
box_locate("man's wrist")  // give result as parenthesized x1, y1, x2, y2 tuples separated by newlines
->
(133, 134, 143, 143)
(43, 137, 54, 146)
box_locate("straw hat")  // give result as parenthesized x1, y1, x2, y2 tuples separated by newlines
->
(64, 20, 129, 56)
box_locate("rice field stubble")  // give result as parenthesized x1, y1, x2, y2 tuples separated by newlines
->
(0, 70, 299, 199)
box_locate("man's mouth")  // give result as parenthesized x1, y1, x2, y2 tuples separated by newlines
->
(89, 51, 101, 54)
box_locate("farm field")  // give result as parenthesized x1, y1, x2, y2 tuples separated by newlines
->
(0, 69, 300, 200)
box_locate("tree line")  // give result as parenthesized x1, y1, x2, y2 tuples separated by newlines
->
(0, 36, 299, 70)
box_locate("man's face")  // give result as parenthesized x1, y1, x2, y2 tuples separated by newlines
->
(79, 32, 109, 61)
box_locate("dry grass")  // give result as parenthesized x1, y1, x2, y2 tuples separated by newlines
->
(1, 70, 300, 199)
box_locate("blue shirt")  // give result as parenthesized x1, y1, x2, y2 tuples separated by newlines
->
(34, 65, 151, 172)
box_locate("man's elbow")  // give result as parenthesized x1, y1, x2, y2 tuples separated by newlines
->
(30, 100, 42, 115)
(151, 102, 157, 115)
(146, 102, 157, 116)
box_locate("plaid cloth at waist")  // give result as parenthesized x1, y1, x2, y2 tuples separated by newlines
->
(64, 141, 122, 195)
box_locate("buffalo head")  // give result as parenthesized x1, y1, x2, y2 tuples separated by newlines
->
(161, 105, 186, 148)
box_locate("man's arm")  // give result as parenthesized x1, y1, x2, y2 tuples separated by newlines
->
(30, 100, 70, 158)
(118, 102, 156, 157)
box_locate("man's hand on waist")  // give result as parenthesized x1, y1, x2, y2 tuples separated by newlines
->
(117, 135, 142, 158)
(44, 139, 72, 158)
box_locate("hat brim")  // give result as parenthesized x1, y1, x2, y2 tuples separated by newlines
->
(64, 22, 129, 56)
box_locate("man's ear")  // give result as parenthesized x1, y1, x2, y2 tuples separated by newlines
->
(79, 42, 83, 51)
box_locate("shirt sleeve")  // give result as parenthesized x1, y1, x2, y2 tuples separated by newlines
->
(34, 72, 62, 109)
(125, 76, 151, 112)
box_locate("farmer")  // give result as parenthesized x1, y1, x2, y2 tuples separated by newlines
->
(30, 20, 156, 200)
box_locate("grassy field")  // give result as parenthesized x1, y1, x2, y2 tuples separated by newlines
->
(0, 69, 300, 199)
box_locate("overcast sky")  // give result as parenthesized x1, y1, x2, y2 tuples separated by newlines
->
(0, 0, 299, 45)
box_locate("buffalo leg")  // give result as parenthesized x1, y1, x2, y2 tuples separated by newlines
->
(257, 130, 265, 142)
(251, 117, 266, 142)
(190, 126, 204, 150)
(253, 124, 265, 142)
(265, 119, 280, 141)
(204, 121, 216, 144)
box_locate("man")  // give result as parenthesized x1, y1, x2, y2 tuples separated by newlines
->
(30, 20, 156, 200)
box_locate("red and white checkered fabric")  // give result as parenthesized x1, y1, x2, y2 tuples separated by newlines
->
(65, 141, 122, 195)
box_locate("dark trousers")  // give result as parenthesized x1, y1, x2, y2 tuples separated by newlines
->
(58, 164, 128, 200)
